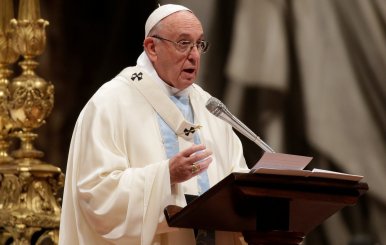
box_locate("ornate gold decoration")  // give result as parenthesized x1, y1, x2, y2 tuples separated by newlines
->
(9, 17, 53, 163)
(0, 0, 64, 244)
(0, 169, 63, 244)
(0, 0, 19, 164)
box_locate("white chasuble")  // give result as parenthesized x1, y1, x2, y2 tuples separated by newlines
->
(129, 70, 204, 196)
(59, 66, 248, 245)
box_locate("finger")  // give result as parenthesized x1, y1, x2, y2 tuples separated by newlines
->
(190, 149, 213, 163)
(199, 157, 212, 170)
(180, 144, 206, 157)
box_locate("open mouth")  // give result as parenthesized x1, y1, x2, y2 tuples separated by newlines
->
(183, 68, 195, 74)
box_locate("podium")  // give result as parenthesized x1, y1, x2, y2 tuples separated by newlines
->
(164, 172, 368, 245)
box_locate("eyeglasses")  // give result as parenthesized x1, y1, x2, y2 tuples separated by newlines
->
(152, 35, 209, 54)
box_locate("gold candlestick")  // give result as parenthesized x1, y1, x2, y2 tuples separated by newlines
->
(0, 0, 64, 244)
(0, 0, 19, 163)
(8, 12, 51, 163)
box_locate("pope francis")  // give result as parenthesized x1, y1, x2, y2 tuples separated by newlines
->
(59, 4, 248, 245)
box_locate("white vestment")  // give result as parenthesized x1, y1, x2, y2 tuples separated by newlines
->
(59, 65, 248, 245)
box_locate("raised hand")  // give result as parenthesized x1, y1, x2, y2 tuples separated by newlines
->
(169, 144, 213, 185)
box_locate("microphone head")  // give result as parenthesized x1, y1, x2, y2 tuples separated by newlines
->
(206, 97, 225, 116)
(205, 97, 275, 153)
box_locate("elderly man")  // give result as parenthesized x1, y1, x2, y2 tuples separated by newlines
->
(59, 4, 247, 245)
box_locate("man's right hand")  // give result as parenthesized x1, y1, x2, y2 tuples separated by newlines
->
(169, 144, 213, 185)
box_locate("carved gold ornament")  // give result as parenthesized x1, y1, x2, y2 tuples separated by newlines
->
(0, 0, 64, 244)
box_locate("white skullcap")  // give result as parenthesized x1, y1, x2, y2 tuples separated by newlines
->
(145, 4, 192, 37)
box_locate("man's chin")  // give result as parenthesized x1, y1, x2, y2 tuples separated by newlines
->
(176, 79, 195, 90)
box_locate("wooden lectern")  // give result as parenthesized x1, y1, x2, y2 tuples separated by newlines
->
(164, 172, 368, 245)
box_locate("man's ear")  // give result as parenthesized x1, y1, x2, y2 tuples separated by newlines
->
(143, 37, 157, 62)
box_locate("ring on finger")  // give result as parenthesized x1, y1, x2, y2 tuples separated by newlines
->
(191, 163, 200, 174)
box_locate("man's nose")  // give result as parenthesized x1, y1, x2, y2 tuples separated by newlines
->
(187, 45, 200, 61)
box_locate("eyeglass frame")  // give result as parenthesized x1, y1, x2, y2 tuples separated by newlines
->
(151, 35, 210, 54)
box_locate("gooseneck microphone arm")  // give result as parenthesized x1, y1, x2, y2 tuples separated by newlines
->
(206, 97, 275, 153)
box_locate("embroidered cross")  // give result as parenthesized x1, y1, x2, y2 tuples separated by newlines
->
(131, 72, 143, 81)
(176, 126, 202, 137)
(184, 127, 196, 136)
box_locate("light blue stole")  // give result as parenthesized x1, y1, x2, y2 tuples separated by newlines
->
(157, 95, 210, 195)
(157, 95, 215, 244)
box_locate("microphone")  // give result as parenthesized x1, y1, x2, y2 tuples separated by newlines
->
(206, 97, 275, 153)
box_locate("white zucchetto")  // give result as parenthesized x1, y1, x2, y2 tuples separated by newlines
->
(145, 4, 192, 37)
